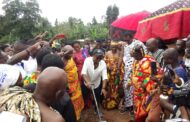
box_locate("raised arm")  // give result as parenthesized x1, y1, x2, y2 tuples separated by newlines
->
(7, 41, 45, 65)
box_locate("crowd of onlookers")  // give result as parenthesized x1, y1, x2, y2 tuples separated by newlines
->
(0, 32, 190, 122)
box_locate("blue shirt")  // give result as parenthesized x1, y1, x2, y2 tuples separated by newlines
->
(167, 65, 188, 90)
(175, 66, 188, 83)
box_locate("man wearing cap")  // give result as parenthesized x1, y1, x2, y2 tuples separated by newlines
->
(81, 49, 108, 113)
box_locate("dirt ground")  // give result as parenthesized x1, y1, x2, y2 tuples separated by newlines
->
(80, 108, 131, 122)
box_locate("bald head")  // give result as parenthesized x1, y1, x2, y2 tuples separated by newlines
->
(163, 48, 179, 66)
(61, 45, 74, 60)
(34, 67, 67, 105)
(147, 38, 158, 45)
(62, 45, 74, 52)
(146, 38, 158, 53)
(163, 48, 178, 58)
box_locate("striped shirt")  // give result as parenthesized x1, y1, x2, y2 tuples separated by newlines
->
(149, 49, 164, 64)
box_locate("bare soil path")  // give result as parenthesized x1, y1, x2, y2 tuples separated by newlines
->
(80, 108, 131, 122)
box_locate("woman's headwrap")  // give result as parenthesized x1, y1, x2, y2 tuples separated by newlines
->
(132, 44, 145, 56)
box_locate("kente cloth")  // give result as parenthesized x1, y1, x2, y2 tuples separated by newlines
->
(130, 55, 163, 119)
(64, 58, 84, 120)
(73, 50, 88, 84)
(102, 52, 124, 110)
(0, 86, 41, 122)
(123, 39, 147, 107)
(22, 72, 38, 87)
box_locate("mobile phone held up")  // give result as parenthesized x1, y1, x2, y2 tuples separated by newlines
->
(151, 61, 157, 75)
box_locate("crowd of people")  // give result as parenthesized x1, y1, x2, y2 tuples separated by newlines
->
(0, 32, 190, 122)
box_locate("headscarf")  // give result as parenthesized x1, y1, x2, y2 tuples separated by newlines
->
(131, 44, 145, 57)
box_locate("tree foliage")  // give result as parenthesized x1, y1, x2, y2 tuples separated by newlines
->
(0, 0, 118, 43)
(52, 17, 108, 41)
(0, 0, 52, 43)
(106, 4, 119, 26)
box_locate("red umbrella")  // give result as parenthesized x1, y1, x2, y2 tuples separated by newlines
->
(135, 0, 190, 42)
(112, 11, 150, 31)
(110, 11, 150, 40)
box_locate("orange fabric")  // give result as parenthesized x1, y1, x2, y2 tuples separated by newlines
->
(64, 58, 84, 120)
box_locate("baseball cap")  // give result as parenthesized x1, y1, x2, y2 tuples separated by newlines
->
(93, 49, 104, 56)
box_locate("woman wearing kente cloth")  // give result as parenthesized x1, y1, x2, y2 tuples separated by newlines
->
(128, 45, 163, 122)
(102, 41, 124, 110)
(62, 45, 84, 120)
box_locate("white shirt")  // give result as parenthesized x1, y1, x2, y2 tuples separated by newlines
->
(123, 39, 147, 81)
(185, 58, 190, 68)
(0, 111, 26, 122)
(81, 57, 108, 89)
(14, 56, 37, 78)
(0, 64, 20, 90)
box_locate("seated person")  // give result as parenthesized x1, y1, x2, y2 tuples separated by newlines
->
(0, 67, 66, 122)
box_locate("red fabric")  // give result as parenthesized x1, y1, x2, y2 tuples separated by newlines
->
(111, 11, 150, 31)
(135, 10, 190, 42)
(73, 50, 89, 84)
(73, 51, 85, 83)
(135, 21, 152, 42)
(55, 34, 65, 39)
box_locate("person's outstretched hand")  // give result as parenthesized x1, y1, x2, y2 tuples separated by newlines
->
(27, 41, 49, 57)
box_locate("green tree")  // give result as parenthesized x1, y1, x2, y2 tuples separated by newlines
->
(36, 17, 53, 39)
(92, 16, 98, 25)
(106, 6, 113, 26)
(86, 23, 108, 40)
(53, 17, 86, 40)
(52, 16, 108, 41)
(112, 5, 119, 22)
(0, 0, 51, 43)
(106, 4, 119, 26)
(55, 18, 58, 26)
